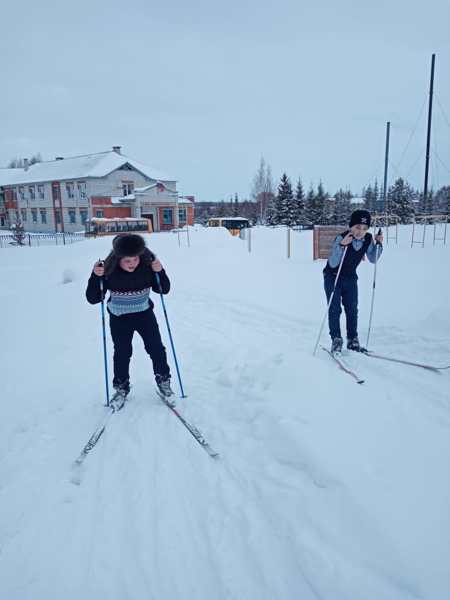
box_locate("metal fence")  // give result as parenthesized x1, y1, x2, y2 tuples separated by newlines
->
(0, 232, 86, 248)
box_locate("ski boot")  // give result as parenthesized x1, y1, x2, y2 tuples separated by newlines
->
(347, 337, 361, 352)
(155, 374, 175, 406)
(110, 380, 130, 411)
(331, 336, 343, 354)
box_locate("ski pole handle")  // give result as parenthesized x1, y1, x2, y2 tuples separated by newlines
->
(376, 228, 382, 244)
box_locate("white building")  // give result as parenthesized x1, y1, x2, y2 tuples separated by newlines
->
(0, 147, 194, 233)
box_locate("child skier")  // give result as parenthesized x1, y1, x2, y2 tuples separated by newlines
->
(323, 209, 383, 353)
(86, 233, 173, 405)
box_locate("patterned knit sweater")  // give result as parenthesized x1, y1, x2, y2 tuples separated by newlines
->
(86, 262, 170, 316)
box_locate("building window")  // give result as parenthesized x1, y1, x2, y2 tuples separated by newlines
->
(21, 208, 27, 222)
(66, 182, 75, 199)
(122, 182, 134, 196)
(29, 186, 36, 200)
(38, 185, 45, 199)
(55, 209, 61, 224)
(31, 209, 38, 223)
(178, 208, 187, 223)
(162, 208, 173, 225)
(77, 182, 86, 199)
(40, 209, 47, 224)
(80, 209, 88, 224)
(15, 210, 20, 220)
(95, 210, 104, 218)
(19, 186, 25, 201)
(69, 209, 76, 224)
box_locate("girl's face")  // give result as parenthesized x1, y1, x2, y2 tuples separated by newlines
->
(119, 256, 140, 272)
(350, 224, 369, 239)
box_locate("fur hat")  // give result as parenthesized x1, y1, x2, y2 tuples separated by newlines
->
(349, 209, 371, 228)
(112, 234, 146, 258)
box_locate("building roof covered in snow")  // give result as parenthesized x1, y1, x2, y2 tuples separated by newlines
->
(0, 149, 174, 187)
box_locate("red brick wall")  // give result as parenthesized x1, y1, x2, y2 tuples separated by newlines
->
(4, 189, 17, 209)
(103, 207, 131, 218)
(90, 196, 131, 218)
(187, 205, 194, 226)
(91, 196, 113, 206)
(158, 206, 173, 231)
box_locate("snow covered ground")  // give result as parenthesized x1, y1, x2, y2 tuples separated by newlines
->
(0, 225, 449, 600)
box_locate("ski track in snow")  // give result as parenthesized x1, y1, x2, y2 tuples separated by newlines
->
(0, 227, 449, 599)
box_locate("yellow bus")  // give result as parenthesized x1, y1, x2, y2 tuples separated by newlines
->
(207, 217, 250, 236)
(85, 217, 152, 237)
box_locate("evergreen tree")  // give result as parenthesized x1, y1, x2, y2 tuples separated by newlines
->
(294, 178, 306, 227)
(276, 173, 296, 226)
(435, 186, 450, 214)
(304, 186, 317, 227)
(333, 189, 352, 225)
(316, 182, 332, 225)
(363, 184, 375, 212)
(373, 180, 379, 214)
(387, 178, 415, 223)
(233, 193, 239, 217)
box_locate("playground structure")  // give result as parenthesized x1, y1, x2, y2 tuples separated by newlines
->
(410, 214, 449, 248)
(372, 213, 400, 245)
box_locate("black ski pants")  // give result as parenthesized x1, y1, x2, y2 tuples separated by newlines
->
(109, 308, 170, 387)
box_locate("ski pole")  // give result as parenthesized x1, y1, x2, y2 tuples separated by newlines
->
(98, 260, 110, 407)
(153, 265, 187, 399)
(313, 245, 348, 356)
(365, 229, 382, 350)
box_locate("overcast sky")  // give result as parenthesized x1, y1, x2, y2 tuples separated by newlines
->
(1, 0, 449, 201)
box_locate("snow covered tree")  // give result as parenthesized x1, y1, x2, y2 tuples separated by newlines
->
(333, 189, 352, 225)
(363, 185, 374, 213)
(294, 178, 306, 227)
(11, 218, 26, 245)
(373, 180, 380, 213)
(304, 186, 317, 227)
(434, 186, 450, 214)
(387, 178, 415, 223)
(316, 182, 332, 225)
(277, 173, 296, 227)
(8, 153, 42, 168)
(265, 195, 277, 226)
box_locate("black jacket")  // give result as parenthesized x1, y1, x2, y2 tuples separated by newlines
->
(323, 230, 372, 279)
(86, 259, 170, 310)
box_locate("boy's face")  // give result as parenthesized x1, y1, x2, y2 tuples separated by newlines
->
(350, 224, 369, 239)
(119, 256, 140, 272)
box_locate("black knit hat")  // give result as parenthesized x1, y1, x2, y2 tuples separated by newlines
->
(349, 209, 371, 228)
(112, 234, 146, 258)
